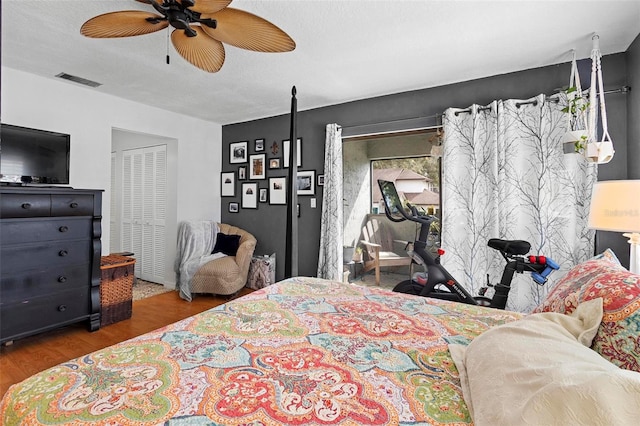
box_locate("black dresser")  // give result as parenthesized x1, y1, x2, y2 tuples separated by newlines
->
(0, 186, 103, 344)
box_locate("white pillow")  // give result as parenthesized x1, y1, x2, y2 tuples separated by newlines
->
(449, 298, 640, 426)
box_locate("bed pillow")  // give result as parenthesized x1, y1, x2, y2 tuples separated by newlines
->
(212, 233, 241, 256)
(449, 299, 640, 426)
(532, 255, 640, 372)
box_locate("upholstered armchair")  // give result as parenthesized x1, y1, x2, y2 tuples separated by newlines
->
(176, 221, 257, 301)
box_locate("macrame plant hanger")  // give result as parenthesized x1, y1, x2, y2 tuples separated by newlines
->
(585, 34, 615, 164)
(562, 50, 589, 151)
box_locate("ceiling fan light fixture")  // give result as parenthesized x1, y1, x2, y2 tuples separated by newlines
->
(81, 0, 295, 72)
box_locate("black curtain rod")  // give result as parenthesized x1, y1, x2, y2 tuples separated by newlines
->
(454, 85, 631, 115)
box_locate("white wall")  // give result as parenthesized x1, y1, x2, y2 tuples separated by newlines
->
(1, 67, 222, 284)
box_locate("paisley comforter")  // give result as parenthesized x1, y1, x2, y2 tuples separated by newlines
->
(0, 277, 522, 425)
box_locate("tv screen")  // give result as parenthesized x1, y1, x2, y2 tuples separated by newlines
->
(0, 124, 70, 185)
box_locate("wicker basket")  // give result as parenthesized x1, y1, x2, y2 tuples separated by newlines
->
(100, 255, 136, 326)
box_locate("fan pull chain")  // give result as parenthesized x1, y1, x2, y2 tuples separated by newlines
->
(166, 27, 170, 65)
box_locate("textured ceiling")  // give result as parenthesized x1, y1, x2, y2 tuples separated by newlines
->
(2, 0, 639, 125)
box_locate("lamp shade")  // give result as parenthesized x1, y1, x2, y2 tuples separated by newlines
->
(588, 180, 640, 232)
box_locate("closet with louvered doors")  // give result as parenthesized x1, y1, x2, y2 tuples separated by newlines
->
(120, 145, 167, 284)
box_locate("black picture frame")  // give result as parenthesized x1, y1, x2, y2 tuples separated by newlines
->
(269, 158, 280, 169)
(317, 174, 325, 186)
(238, 166, 247, 181)
(230, 141, 248, 163)
(255, 138, 265, 152)
(283, 138, 302, 168)
(296, 170, 315, 196)
(242, 182, 258, 209)
(269, 177, 286, 205)
(259, 188, 268, 203)
(221, 172, 235, 196)
(249, 154, 266, 179)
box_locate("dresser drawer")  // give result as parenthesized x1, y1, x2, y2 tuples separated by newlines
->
(0, 239, 91, 274)
(51, 194, 95, 216)
(0, 194, 51, 218)
(0, 287, 90, 341)
(0, 217, 92, 245)
(1, 264, 90, 303)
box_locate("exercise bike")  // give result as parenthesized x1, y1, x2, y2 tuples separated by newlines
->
(377, 180, 559, 309)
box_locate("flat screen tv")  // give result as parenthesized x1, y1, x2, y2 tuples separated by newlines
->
(0, 124, 70, 185)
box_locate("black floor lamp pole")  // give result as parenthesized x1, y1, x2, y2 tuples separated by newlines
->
(285, 86, 298, 278)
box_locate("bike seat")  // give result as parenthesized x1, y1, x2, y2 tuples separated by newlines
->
(488, 238, 531, 256)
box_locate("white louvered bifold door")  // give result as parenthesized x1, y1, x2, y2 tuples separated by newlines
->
(121, 145, 167, 283)
(110, 152, 117, 252)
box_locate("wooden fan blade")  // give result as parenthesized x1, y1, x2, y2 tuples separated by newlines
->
(171, 27, 225, 72)
(190, 0, 233, 14)
(81, 11, 168, 38)
(200, 8, 295, 52)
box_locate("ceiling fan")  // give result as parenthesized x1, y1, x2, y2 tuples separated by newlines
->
(80, 0, 295, 73)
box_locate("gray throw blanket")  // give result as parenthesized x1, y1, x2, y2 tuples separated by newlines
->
(175, 220, 226, 301)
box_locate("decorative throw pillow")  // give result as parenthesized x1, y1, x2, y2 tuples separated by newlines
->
(212, 233, 241, 256)
(532, 255, 640, 372)
(590, 247, 622, 266)
(449, 299, 640, 426)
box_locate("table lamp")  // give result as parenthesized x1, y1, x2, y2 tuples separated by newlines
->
(588, 180, 640, 274)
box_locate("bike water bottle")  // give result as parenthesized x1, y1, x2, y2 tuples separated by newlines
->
(531, 257, 560, 285)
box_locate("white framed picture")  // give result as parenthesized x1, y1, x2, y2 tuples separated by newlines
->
(282, 138, 302, 168)
(255, 138, 265, 152)
(296, 170, 315, 196)
(242, 182, 258, 209)
(269, 177, 286, 205)
(230, 141, 248, 163)
(259, 188, 268, 203)
(229, 202, 239, 213)
(249, 154, 266, 180)
(221, 172, 235, 197)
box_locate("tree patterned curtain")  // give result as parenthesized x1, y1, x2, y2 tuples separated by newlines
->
(317, 123, 343, 280)
(441, 94, 597, 312)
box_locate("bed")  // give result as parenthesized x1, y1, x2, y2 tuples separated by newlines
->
(2, 263, 639, 425)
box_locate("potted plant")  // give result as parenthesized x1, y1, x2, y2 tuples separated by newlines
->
(353, 247, 363, 262)
(561, 86, 590, 154)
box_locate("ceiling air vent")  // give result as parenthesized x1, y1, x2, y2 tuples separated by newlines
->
(55, 72, 102, 88)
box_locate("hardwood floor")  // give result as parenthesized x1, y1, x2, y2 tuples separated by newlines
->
(0, 288, 253, 399)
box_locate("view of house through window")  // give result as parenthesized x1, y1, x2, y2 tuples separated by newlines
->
(371, 155, 442, 255)
(371, 156, 441, 216)
(342, 129, 443, 268)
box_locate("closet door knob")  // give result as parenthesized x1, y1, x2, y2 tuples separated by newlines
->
(70, 202, 78, 208)
(58, 305, 67, 312)
(58, 276, 67, 283)
(58, 250, 68, 257)
(59, 226, 69, 233)
(21, 203, 32, 209)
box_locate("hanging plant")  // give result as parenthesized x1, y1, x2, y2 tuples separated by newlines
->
(561, 52, 590, 154)
(561, 86, 590, 153)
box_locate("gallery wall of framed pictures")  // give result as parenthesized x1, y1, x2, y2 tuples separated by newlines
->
(222, 137, 318, 212)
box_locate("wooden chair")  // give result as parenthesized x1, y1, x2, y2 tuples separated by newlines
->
(360, 217, 412, 285)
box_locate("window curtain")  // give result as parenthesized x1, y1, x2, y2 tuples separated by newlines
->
(317, 123, 343, 280)
(441, 94, 597, 312)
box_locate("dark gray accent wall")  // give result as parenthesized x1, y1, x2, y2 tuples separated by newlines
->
(628, 33, 640, 179)
(223, 53, 631, 278)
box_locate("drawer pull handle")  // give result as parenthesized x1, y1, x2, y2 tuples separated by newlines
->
(58, 305, 67, 312)
(21, 203, 32, 210)
(59, 226, 69, 233)
(58, 276, 67, 283)
(70, 202, 79, 208)
(59, 250, 68, 257)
